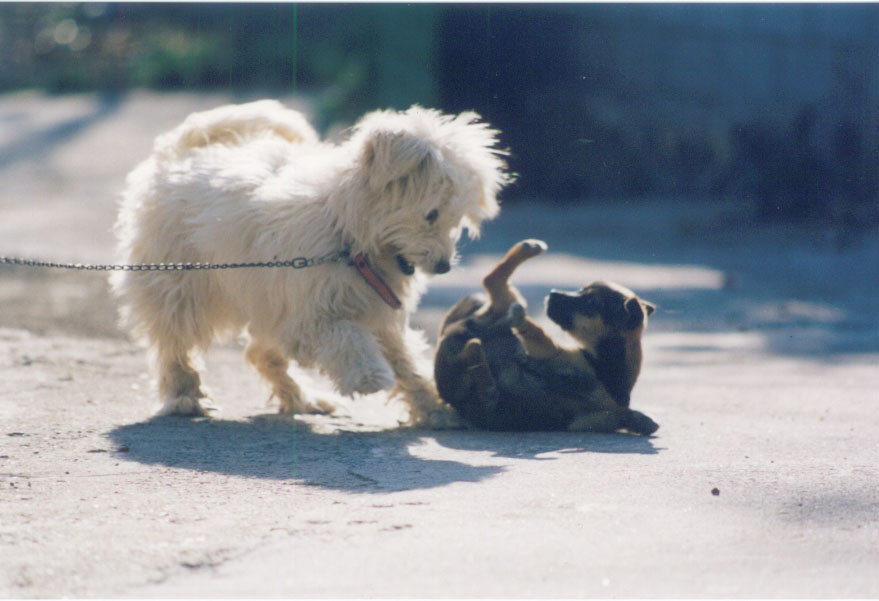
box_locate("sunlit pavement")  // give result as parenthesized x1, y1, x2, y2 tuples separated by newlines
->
(2, 93, 878, 597)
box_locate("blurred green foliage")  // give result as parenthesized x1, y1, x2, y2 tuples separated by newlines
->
(0, 3, 436, 126)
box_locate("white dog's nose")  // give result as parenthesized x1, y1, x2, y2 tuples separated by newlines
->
(434, 259, 451, 274)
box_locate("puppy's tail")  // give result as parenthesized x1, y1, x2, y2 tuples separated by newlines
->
(154, 99, 319, 158)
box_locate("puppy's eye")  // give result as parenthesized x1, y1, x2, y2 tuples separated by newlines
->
(425, 209, 439, 225)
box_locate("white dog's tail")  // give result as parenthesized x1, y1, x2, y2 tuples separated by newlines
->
(153, 99, 319, 158)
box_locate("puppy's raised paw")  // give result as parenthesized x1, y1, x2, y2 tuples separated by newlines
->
(461, 338, 488, 364)
(514, 239, 548, 259)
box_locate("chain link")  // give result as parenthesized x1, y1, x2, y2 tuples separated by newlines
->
(0, 249, 350, 272)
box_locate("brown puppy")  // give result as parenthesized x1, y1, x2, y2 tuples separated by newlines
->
(434, 239, 658, 434)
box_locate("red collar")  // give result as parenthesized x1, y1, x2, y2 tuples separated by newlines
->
(351, 252, 402, 310)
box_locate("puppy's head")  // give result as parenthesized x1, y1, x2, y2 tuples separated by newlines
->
(546, 282, 655, 348)
(352, 106, 513, 275)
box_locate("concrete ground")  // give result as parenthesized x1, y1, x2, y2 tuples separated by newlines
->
(1, 91, 878, 598)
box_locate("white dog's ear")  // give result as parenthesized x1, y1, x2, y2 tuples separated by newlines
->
(362, 130, 435, 191)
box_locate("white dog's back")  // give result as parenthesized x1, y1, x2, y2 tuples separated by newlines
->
(154, 99, 319, 159)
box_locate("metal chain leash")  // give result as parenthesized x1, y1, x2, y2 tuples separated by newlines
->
(0, 248, 350, 272)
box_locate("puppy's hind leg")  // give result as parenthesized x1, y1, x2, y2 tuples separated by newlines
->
(460, 339, 499, 406)
(480, 239, 547, 319)
(244, 340, 334, 415)
(622, 409, 659, 436)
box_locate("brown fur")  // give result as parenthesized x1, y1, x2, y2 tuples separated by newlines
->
(434, 239, 658, 434)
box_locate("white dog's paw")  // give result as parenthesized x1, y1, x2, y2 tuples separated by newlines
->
(284, 397, 337, 416)
(308, 397, 339, 415)
(396, 385, 463, 429)
(155, 395, 217, 417)
(404, 402, 464, 430)
(339, 364, 396, 397)
(273, 388, 337, 416)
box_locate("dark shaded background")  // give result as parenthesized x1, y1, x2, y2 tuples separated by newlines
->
(1, 2, 877, 233)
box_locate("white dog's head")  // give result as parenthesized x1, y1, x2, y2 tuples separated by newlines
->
(341, 106, 513, 276)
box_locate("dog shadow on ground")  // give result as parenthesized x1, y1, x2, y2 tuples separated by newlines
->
(107, 414, 660, 494)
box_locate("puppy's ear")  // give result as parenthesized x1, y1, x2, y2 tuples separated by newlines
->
(362, 130, 434, 191)
(643, 301, 656, 316)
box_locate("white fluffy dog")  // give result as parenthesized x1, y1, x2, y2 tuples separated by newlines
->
(111, 100, 510, 425)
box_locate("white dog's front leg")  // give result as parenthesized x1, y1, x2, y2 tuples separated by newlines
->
(302, 319, 396, 397)
(378, 325, 462, 429)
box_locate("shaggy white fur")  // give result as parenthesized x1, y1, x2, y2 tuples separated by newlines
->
(111, 100, 511, 426)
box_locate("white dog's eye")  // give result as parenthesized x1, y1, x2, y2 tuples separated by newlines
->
(425, 209, 439, 225)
